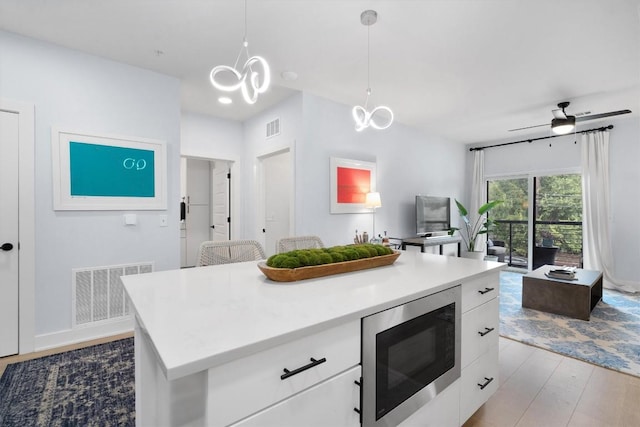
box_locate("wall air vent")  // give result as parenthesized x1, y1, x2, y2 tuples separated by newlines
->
(72, 262, 153, 327)
(266, 118, 280, 138)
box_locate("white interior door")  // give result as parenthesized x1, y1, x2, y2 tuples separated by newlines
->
(211, 161, 230, 241)
(262, 151, 291, 256)
(0, 110, 20, 357)
(185, 158, 212, 267)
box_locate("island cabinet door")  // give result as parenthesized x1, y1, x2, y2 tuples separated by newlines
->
(207, 319, 360, 426)
(460, 345, 499, 423)
(230, 366, 361, 427)
(461, 298, 499, 369)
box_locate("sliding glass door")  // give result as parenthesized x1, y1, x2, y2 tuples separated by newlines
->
(488, 173, 582, 269)
(487, 178, 529, 268)
(533, 175, 583, 268)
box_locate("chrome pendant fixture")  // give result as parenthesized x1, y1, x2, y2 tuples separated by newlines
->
(352, 10, 393, 132)
(209, 0, 270, 105)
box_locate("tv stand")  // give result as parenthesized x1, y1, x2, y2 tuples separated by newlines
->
(401, 235, 462, 256)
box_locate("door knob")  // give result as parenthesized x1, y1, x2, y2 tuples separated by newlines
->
(1, 243, 14, 251)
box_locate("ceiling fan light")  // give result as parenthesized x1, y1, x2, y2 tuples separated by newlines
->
(551, 116, 576, 135)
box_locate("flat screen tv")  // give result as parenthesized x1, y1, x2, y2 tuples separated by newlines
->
(416, 196, 451, 236)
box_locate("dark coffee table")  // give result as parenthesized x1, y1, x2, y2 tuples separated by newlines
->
(522, 265, 603, 320)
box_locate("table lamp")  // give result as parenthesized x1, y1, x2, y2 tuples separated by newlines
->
(365, 192, 382, 241)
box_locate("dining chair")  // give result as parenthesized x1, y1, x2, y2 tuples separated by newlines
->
(196, 240, 266, 266)
(276, 235, 324, 253)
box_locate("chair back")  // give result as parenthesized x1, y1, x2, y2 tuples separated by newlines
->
(196, 240, 266, 266)
(276, 236, 324, 253)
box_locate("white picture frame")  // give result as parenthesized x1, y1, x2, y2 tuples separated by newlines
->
(330, 157, 377, 214)
(52, 128, 167, 210)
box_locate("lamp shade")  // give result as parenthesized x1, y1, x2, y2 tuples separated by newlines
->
(365, 192, 382, 209)
(551, 116, 576, 135)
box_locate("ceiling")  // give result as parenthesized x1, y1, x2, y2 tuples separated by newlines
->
(1, 0, 639, 144)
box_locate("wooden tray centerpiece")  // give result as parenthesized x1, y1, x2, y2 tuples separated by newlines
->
(258, 244, 400, 282)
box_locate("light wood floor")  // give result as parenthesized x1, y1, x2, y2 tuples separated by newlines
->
(2, 333, 639, 426)
(0, 331, 133, 378)
(464, 337, 640, 427)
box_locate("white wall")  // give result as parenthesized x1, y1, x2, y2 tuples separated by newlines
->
(297, 93, 466, 247)
(0, 31, 181, 340)
(240, 93, 464, 245)
(229, 91, 466, 250)
(242, 93, 302, 241)
(475, 115, 640, 282)
(181, 111, 243, 160)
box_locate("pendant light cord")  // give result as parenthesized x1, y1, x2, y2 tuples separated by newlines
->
(364, 22, 371, 109)
(233, 0, 249, 70)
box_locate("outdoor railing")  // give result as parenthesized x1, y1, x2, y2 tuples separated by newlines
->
(490, 219, 583, 269)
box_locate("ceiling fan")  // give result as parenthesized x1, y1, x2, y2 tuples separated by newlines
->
(508, 101, 632, 135)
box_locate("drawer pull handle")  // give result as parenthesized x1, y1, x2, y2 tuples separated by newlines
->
(478, 287, 495, 295)
(477, 377, 494, 390)
(478, 327, 495, 337)
(281, 357, 327, 380)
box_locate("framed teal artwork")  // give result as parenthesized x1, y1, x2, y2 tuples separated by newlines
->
(52, 129, 167, 210)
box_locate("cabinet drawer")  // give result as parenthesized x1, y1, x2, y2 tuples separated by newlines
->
(231, 366, 361, 427)
(207, 320, 360, 426)
(461, 272, 500, 313)
(461, 298, 499, 368)
(460, 345, 499, 423)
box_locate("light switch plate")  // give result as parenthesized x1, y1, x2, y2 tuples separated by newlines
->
(124, 214, 137, 225)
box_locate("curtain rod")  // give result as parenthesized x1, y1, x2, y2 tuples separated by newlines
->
(469, 124, 614, 151)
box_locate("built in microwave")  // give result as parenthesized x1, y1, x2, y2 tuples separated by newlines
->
(361, 285, 461, 426)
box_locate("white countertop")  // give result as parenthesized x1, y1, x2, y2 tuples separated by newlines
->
(122, 252, 503, 380)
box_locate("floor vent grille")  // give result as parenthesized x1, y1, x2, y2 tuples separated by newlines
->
(72, 262, 153, 327)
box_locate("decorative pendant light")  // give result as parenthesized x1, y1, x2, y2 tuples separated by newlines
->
(352, 10, 393, 132)
(209, 0, 270, 105)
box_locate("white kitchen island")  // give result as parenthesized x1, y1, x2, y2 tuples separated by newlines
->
(122, 251, 505, 427)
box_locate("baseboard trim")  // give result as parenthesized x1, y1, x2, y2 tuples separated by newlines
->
(34, 317, 134, 352)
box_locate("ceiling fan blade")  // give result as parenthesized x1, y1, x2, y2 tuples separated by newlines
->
(552, 109, 567, 119)
(575, 109, 632, 122)
(508, 123, 548, 132)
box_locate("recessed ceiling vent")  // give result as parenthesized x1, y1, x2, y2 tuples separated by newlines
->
(266, 118, 280, 138)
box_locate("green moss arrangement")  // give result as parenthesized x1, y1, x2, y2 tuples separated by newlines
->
(266, 244, 394, 269)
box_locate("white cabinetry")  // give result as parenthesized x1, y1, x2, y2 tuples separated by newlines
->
(124, 253, 505, 427)
(398, 380, 460, 427)
(208, 319, 360, 426)
(232, 366, 361, 427)
(394, 271, 500, 427)
(460, 273, 500, 423)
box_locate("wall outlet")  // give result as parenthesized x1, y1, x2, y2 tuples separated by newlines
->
(159, 215, 168, 227)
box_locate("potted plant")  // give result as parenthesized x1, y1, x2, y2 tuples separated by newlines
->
(449, 199, 503, 259)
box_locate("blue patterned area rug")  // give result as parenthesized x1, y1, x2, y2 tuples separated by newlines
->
(500, 271, 640, 378)
(0, 337, 134, 426)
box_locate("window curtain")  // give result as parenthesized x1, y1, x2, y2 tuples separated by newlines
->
(470, 149, 486, 251)
(582, 130, 639, 292)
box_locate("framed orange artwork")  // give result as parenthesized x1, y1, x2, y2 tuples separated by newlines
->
(330, 157, 376, 214)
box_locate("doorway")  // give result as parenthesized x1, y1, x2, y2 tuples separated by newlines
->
(180, 157, 232, 267)
(0, 99, 35, 356)
(259, 149, 292, 256)
(0, 109, 20, 357)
